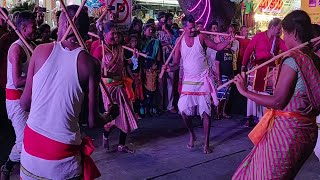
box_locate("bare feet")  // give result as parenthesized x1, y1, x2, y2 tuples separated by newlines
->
(203, 146, 213, 154)
(187, 133, 197, 149)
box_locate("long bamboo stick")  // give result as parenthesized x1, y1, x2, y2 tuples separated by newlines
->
(87, 32, 147, 58)
(60, 0, 87, 41)
(59, 0, 86, 50)
(217, 35, 320, 91)
(159, 32, 185, 78)
(0, 7, 34, 53)
(179, 29, 245, 39)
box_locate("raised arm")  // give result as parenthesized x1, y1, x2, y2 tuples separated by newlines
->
(201, 34, 233, 51)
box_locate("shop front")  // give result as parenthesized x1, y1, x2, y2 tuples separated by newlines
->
(250, 0, 301, 32)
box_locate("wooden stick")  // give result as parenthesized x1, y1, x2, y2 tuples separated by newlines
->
(61, 0, 87, 41)
(122, 46, 147, 58)
(179, 29, 245, 39)
(87, 32, 147, 58)
(59, 0, 87, 50)
(217, 35, 320, 91)
(159, 32, 185, 78)
(0, 7, 34, 53)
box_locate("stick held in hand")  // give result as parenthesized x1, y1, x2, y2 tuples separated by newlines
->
(159, 32, 185, 78)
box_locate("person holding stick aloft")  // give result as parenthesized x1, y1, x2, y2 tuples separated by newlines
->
(232, 10, 320, 179)
(93, 22, 138, 153)
(19, 5, 101, 179)
(0, 11, 36, 179)
(162, 15, 234, 154)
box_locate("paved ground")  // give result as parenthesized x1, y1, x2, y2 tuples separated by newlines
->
(1, 113, 320, 179)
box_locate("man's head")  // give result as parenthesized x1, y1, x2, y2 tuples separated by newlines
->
(240, 26, 248, 37)
(103, 21, 117, 45)
(165, 13, 174, 26)
(182, 15, 197, 37)
(38, 23, 51, 40)
(34, 7, 46, 27)
(110, 13, 118, 22)
(58, 5, 89, 41)
(268, 18, 282, 37)
(0, 7, 8, 28)
(16, 11, 37, 41)
(157, 11, 166, 24)
(210, 22, 218, 32)
(144, 23, 156, 38)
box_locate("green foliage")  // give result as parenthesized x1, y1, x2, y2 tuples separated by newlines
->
(10, 2, 35, 14)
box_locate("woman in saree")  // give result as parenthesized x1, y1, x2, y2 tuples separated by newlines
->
(232, 10, 320, 179)
(93, 22, 138, 153)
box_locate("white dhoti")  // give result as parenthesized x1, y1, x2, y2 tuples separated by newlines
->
(6, 99, 28, 162)
(246, 86, 270, 119)
(178, 70, 218, 117)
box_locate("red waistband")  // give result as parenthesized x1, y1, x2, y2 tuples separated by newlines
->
(24, 125, 101, 180)
(6, 88, 22, 100)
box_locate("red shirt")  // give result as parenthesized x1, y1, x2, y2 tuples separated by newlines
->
(237, 38, 251, 70)
(242, 31, 287, 66)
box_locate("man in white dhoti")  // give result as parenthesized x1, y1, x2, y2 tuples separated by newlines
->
(1, 11, 36, 179)
(163, 15, 233, 154)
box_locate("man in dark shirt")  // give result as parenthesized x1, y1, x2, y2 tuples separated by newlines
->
(215, 45, 233, 119)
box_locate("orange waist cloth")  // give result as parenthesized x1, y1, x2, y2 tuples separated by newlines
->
(102, 77, 134, 101)
(6, 88, 23, 100)
(248, 109, 316, 146)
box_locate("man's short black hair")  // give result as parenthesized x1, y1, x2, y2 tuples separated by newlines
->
(182, 15, 195, 27)
(16, 11, 35, 31)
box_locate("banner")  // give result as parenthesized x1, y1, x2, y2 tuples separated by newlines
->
(301, 0, 320, 24)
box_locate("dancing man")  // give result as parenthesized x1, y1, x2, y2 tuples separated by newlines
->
(1, 11, 36, 178)
(19, 5, 101, 179)
(163, 15, 233, 154)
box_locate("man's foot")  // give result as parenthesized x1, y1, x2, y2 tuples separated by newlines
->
(0, 165, 11, 180)
(117, 145, 135, 153)
(102, 135, 110, 151)
(187, 133, 197, 149)
(203, 146, 213, 154)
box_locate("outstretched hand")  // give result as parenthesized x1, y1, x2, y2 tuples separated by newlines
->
(233, 72, 248, 96)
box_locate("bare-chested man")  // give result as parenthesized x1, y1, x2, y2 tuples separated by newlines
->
(0, 11, 36, 179)
(163, 15, 234, 154)
(19, 5, 101, 179)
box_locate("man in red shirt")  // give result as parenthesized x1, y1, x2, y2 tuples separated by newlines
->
(241, 18, 287, 125)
